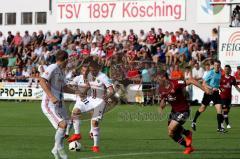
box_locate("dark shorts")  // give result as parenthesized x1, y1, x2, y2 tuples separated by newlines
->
(202, 91, 222, 106)
(168, 111, 190, 125)
(221, 99, 232, 109)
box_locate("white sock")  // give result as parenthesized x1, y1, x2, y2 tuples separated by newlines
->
(92, 127, 100, 146)
(90, 119, 93, 134)
(73, 118, 81, 134)
(65, 120, 73, 136)
(55, 127, 65, 150)
(51, 143, 59, 159)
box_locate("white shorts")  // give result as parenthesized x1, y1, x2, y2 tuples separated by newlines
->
(74, 97, 106, 121)
(41, 98, 69, 129)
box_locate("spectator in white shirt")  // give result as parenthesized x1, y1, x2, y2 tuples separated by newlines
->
(22, 67, 30, 82)
(90, 42, 99, 56)
(192, 62, 204, 81)
(138, 30, 146, 46)
(0, 31, 6, 46)
(165, 44, 179, 65)
(202, 63, 211, 79)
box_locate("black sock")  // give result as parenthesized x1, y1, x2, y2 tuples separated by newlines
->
(193, 110, 201, 123)
(177, 125, 190, 136)
(182, 129, 190, 136)
(223, 112, 229, 125)
(217, 114, 223, 129)
(172, 133, 187, 147)
(144, 97, 147, 105)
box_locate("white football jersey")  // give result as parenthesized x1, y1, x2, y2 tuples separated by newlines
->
(88, 72, 113, 98)
(72, 75, 90, 103)
(41, 64, 66, 101)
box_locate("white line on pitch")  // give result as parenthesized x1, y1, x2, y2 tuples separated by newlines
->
(79, 151, 177, 159)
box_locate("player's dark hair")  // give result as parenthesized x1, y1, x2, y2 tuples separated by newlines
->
(214, 60, 221, 64)
(56, 50, 68, 62)
(225, 65, 231, 69)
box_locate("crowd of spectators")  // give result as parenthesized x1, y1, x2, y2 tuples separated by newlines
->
(0, 27, 239, 100)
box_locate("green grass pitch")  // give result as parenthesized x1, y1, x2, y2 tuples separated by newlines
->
(0, 101, 240, 159)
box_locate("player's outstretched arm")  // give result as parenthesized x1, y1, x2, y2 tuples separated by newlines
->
(186, 78, 211, 94)
(39, 77, 58, 104)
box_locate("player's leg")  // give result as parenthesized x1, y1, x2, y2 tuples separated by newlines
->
(68, 108, 82, 142)
(63, 104, 73, 138)
(55, 121, 68, 159)
(168, 112, 194, 154)
(215, 103, 225, 132)
(90, 100, 106, 152)
(41, 101, 68, 159)
(192, 93, 210, 131)
(168, 120, 193, 154)
(213, 93, 225, 132)
(222, 100, 231, 128)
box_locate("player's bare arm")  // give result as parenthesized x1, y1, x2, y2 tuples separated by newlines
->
(190, 79, 212, 94)
(39, 77, 58, 104)
(159, 99, 166, 115)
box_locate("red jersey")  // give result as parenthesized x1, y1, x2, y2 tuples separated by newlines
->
(106, 48, 114, 59)
(234, 71, 240, 84)
(147, 34, 156, 44)
(128, 34, 136, 43)
(81, 49, 90, 55)
(220, 75, 237, 99)
(104, 34, 113, 44)
(160, 80, 189, 112)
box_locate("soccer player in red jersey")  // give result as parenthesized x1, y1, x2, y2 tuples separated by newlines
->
(158, 70, 210, 154)
(220, 65, 240, 129)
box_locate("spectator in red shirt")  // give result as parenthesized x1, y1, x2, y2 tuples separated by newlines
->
(127, 63, 140, 83)
(170, 32, 177, 44)
(104, 30, 113, 44)
(11, 32, 22, 46)
(81, 44, 90, 59)
(105, 43, 115, 66)
(146, 30, 157, 54)
(11, 32, 23, 53)
(128, 29, 137, 44)
(234, 66, 240, 84)
(126, 45, 137, 63)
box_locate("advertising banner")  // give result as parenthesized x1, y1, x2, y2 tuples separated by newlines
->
(56, 0, 185, 23)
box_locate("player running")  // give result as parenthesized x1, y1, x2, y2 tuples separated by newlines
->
(39, 50, 79, 159)
(220, 65, 240, 129)
(158, 70, 210, 154)
(191, 60, 225, 132)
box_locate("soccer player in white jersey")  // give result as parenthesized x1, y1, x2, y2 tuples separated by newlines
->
(88, 62, 115, 152)
(39, 50, 79, 159)
(67, 64, 92, 142)
(68, 61, 115, 152)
